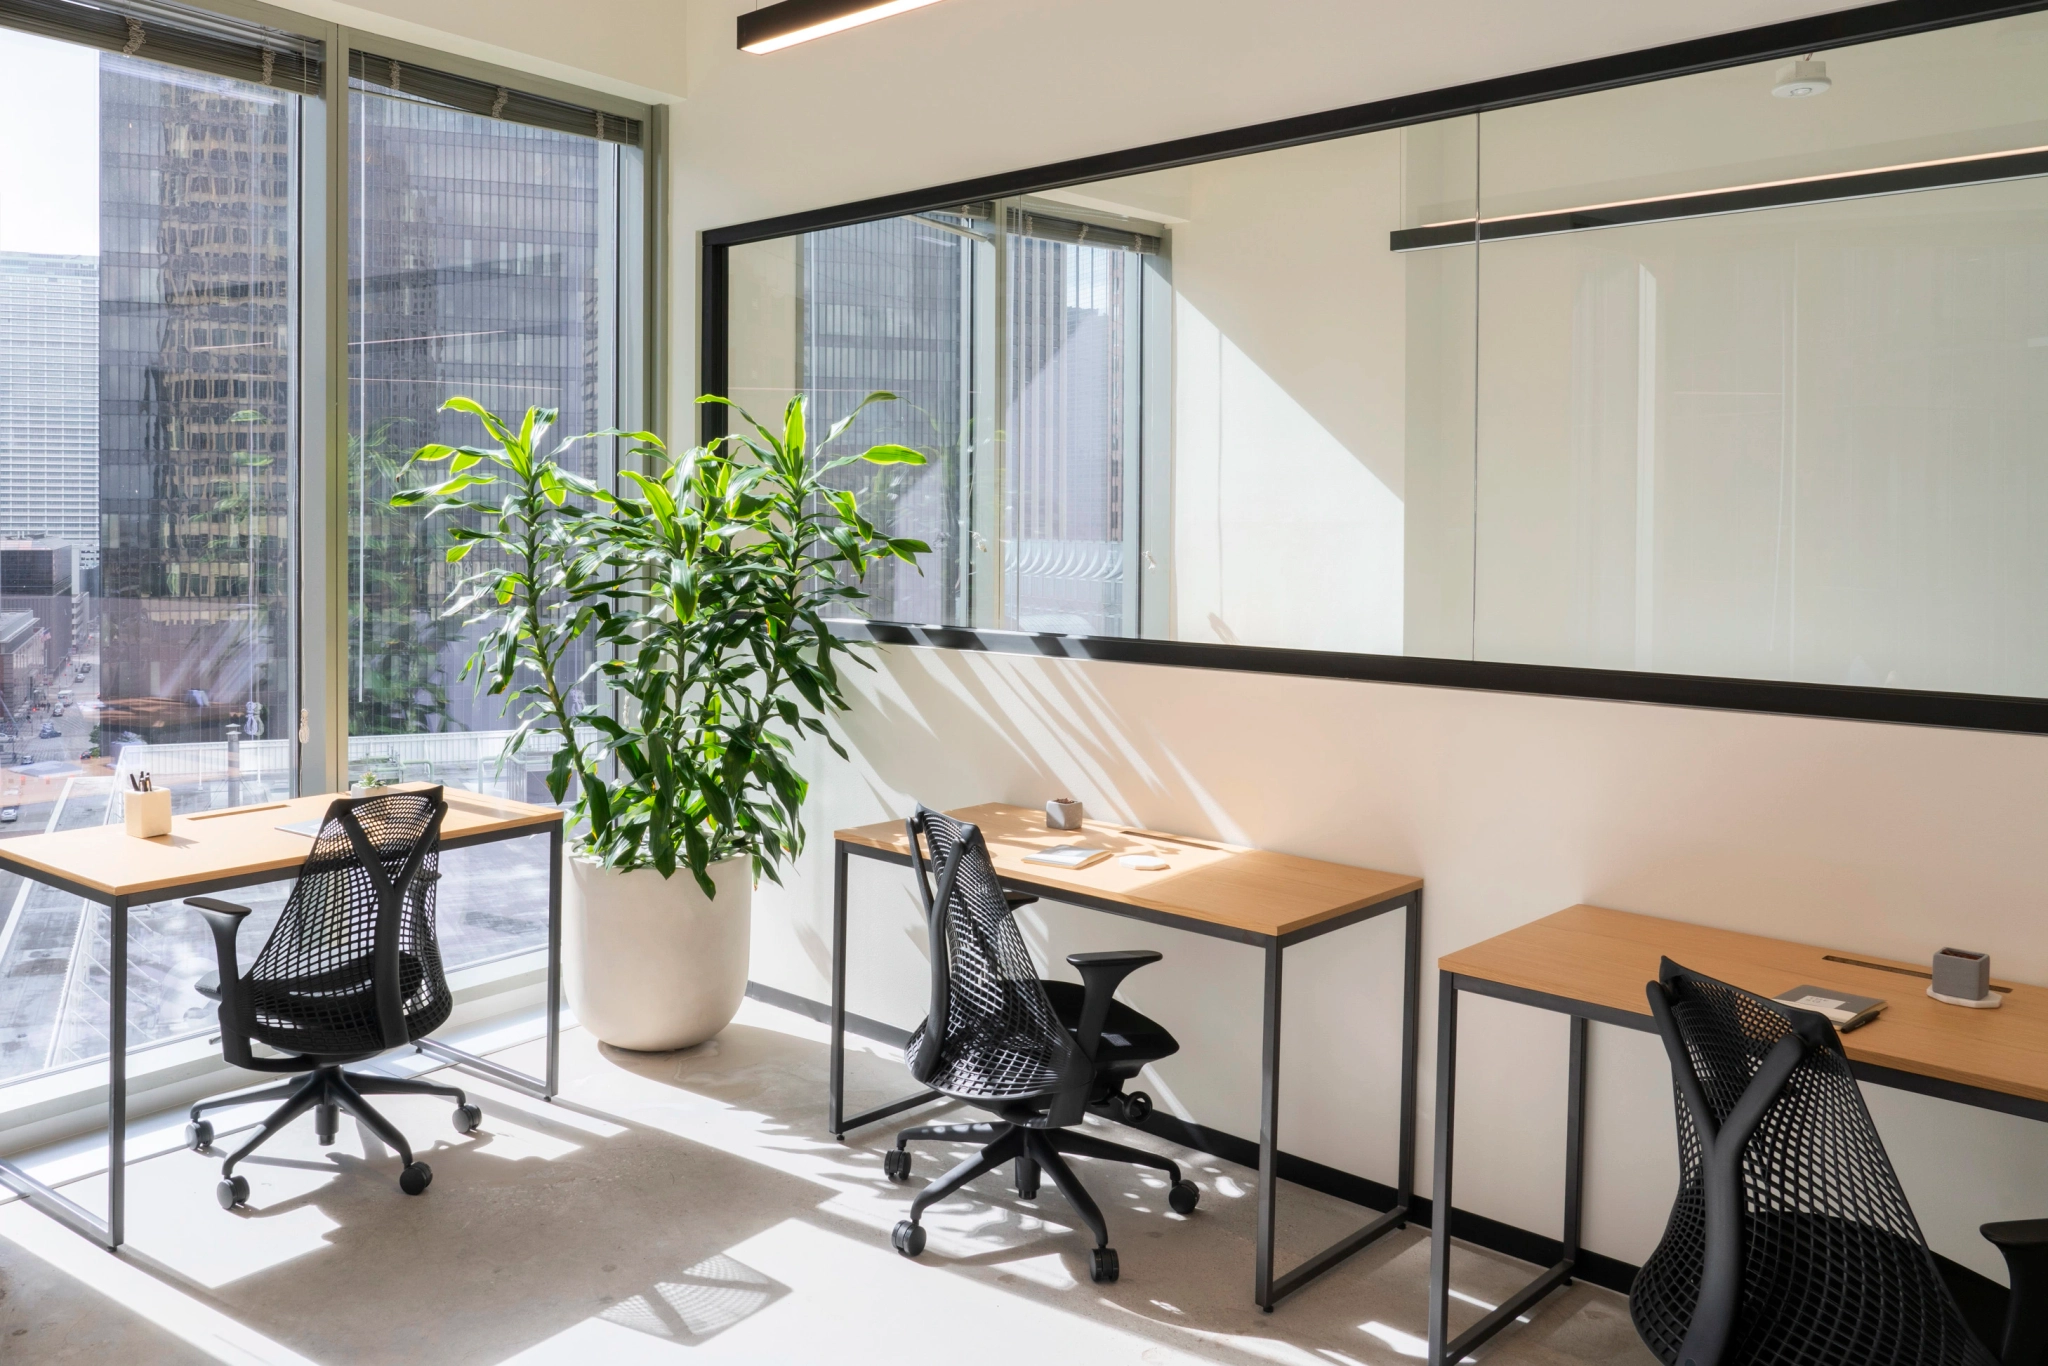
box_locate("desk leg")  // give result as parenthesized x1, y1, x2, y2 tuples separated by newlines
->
(823, 843, 941, 1139)
(412, 824, 568, 1102)
(1428, 975, 1584, 1364)
(829, 840, 848, 1138)
(1562, 1014, 1587, 1276)
(108, 895, 127, 1249)
(1254, 938, 1284, 1310)
(1398, 894, 1422, 1217)
(1427, 971, 1459, 1363)
(545, 822, 562, 1099)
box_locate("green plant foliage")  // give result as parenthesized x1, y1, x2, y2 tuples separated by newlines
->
(392, 393, 928, 896)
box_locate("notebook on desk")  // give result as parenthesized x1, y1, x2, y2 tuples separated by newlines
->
(1775, 985, 1887, 1031)
(1022, 845, 1109, 870)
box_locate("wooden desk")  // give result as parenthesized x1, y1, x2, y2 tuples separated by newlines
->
(831, 802, 1423, 1310)
(0, 785, 563, 1251)
(1426, 904, 2048, 1365)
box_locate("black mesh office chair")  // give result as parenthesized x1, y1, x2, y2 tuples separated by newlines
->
(1633, 958, 2048, 1366)
(182, 787, 482, 1210)
(882, 806, 1198, 1283)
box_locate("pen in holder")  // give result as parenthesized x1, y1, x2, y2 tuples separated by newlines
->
(123, 787, 172, 839)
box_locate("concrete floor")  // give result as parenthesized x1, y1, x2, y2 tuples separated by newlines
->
(0, 1001, 1657, 1364)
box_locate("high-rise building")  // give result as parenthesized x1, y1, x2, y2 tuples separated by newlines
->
(97, 54, 294, 746)
(348, 74, 611, 738)
(0, 254, 98, 572)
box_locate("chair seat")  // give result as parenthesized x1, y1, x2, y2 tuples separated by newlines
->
(1041, 980, 1180, 1068)
(243, 951, 445, 1055)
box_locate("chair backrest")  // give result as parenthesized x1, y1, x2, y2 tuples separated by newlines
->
(244, 787, 451, 1057)
(1632, 957, 1995, 1366)
(905, 806, 1085, 1106)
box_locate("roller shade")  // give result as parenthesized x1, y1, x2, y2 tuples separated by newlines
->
(0, 0, 322, 93)
(351, 51, 641, 147)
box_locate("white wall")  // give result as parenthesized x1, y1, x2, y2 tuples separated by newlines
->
(256, 0, 2048, 1283)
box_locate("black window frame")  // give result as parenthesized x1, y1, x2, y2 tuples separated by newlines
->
(700, 0, 2048, 737)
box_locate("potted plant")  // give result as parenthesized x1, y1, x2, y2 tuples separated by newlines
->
(394, 395, 927, 1050)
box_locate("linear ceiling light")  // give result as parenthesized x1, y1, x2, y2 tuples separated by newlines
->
(738, 0, 949, 54)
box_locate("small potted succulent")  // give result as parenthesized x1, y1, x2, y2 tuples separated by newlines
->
(394, 395, 926, 1050)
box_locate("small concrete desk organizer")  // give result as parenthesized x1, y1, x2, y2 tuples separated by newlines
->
(1045, 797, 1084, 831)
(123, 788, 172, 839)
(1929, 946, 2000, 1009)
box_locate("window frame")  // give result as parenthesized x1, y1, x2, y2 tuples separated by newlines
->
(699, 0, 2048, 737)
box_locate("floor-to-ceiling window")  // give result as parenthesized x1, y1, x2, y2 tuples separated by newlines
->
(0, 4, 655, 1108)
(346, 53, 646, 975)
(0, 10, 315, 1087)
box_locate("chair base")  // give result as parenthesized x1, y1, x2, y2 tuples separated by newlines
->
(887, 1120, 1199, 1281)
(188, 1064, 479, 1203)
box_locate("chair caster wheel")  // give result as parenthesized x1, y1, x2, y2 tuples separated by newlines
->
(883, 1149, 912, 1182)
(399, 1161, 433, 1195)
(892, 1220, 926, 1258)
(1169, 1180, 1200, 1215)
(1089, 1247, 1120, 1283)
(452, 1103, 482, 1134)
(1120, 1091, 1152, 1124)
(216, 1175, 249, 1210)
(186, 1120, 213, 1151)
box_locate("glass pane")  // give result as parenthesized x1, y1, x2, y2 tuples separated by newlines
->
(0, 33, 303, 1087)
(1003, 231, 1140, 635)
(1473, 15, 2048, 695)
(347, 70, 635, 972)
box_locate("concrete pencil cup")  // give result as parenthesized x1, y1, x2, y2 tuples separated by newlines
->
(1928, 947, 1999, 1009)
(124, 788, 172, 839)
(1046, 797, 1085, 831)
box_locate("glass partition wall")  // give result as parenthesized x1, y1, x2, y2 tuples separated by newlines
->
(724, 8, 2048, 704)
(0, 4, 653, 1106)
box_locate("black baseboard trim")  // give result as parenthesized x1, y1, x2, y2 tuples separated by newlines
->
(746, 980, 1643, 1297)
(745, 980, 916, 1048)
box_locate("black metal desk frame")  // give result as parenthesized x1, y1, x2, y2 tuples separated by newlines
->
(830, 835, 1423, 1310)
(0, 815, 563, 1251)
(1426, 967, 2048, 1365)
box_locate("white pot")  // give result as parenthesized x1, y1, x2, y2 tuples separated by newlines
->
(563, 854, 752, 1052)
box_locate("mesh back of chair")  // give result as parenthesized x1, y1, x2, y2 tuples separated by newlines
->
(243, 789, 453, 1057)
(910, 810, 1084, 1103)
(1632, 963, 1995, 1366)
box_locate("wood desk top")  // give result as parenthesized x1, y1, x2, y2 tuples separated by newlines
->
(1442, 904, 2048, 1109)
(835, 802, 1421, 940)
(0, 786, 561, 900)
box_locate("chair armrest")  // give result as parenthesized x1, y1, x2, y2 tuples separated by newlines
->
(1981, 1219, 2048, 1365)
(185, 897, 254, 1060)
(1003, 891, 1038, 910)
(1066, 950, 1162, 1059)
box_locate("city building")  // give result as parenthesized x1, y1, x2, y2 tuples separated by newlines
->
(0, 610, 43, 712)
(0, 254, 97, 576)
(96, 55, 293, 747)
(0, 540, 81, 665)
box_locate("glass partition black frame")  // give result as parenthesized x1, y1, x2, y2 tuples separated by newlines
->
(700, 0, 2048, 737)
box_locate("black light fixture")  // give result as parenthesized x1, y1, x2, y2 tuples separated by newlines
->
(738, 0, 948, 54)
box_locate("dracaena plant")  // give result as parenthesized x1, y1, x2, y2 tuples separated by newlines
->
(392, 392, 928, 896)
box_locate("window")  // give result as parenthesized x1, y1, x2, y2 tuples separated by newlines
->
(727, 199, 1165, 635)
(0, 12, 312, 1086)
(346, 53, 646, 976)
(0, 2, 655, 1107)
(719, 8, 2048, 719)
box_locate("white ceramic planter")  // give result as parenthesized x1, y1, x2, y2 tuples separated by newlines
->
(563, 854, 752, 1052)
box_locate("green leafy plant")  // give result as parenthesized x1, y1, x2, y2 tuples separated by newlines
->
(392, 393, 928, 895)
